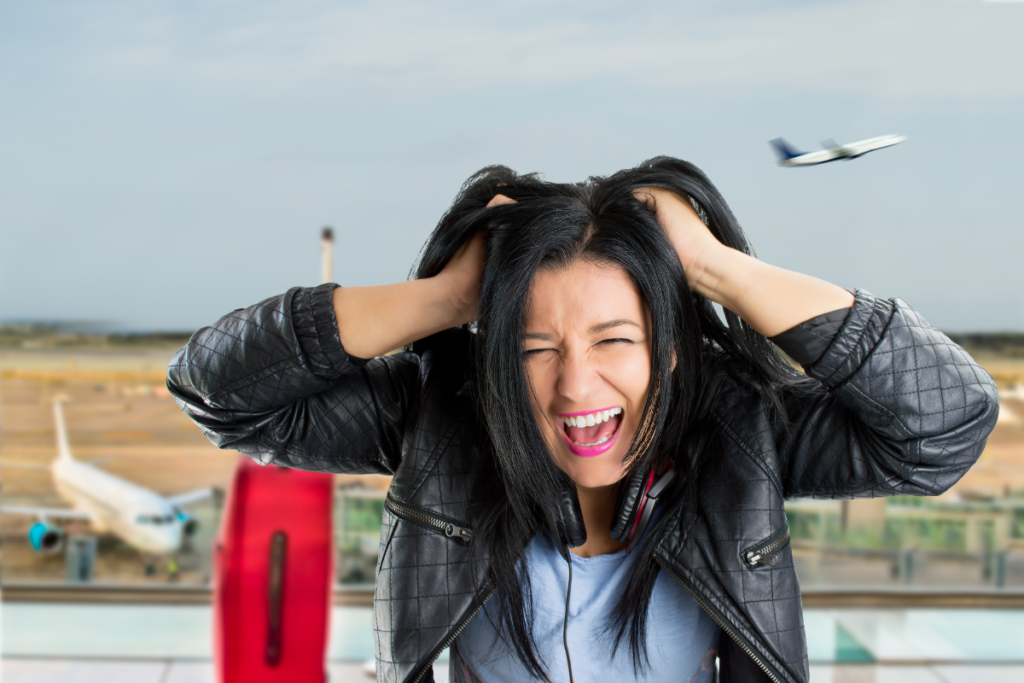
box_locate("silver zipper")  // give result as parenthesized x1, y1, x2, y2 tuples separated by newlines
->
(385, 493, 474, 544)
(384, 491, 485, 682)
(410, 589, 495, 683)
(654, 554, 786, 683)
(744, 530, 790, 568)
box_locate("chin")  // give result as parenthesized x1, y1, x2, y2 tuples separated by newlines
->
(564, 464, 626, 489)
(551, 444, 629, 489)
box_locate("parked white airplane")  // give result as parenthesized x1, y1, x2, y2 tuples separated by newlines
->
(1, 400, 211, 555)
(770, 135, 906, 167)
(1000, 383, 1024, 402)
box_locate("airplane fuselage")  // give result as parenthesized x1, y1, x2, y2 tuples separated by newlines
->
(776, 134, 906, 167)
(52, 458, 183, 554)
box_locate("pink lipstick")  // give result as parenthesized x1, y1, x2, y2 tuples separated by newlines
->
(557, 407, 623, 458)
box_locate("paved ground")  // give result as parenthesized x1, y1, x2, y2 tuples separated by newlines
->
(809, 664, 1024, 682)
(5, 660, 1024, 682)
(0, 659, 394, 683)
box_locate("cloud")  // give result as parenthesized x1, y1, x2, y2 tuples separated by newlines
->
(58, 0, 1024, 101)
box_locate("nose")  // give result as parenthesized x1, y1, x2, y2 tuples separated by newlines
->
(555, 348, 601, 404)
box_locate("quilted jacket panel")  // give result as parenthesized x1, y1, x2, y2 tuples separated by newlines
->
(167, 285, 998, 683)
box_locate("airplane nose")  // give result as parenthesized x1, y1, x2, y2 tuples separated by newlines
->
(144, 528, 181, 554)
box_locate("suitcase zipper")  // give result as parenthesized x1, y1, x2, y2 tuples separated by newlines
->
(410, 588, 495, 683)
(384, 493, 474, 544)
(654, 554, 786, 683)
(743, 529, 790, 568)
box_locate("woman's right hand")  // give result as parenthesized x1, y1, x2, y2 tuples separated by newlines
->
(437, 194, 516, 326)
(437, 231, 486, 326)
(333, 193, 516, 358)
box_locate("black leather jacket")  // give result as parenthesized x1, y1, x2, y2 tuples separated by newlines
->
(167, 284, 998, 683)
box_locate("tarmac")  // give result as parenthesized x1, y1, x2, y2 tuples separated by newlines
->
(4, 660, 1024, 682)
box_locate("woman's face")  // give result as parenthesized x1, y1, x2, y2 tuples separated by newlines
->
(522, 259, 653, 490)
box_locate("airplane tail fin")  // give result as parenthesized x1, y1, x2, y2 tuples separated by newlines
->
(769, 138, 805, 161)
(53, 399, 74, 462)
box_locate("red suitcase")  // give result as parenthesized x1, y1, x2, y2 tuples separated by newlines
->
(214, 456, 334, 683)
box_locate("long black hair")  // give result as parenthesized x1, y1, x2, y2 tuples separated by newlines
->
(413, 157, 807, 677)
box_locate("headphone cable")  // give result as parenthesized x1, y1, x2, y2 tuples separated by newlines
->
(563, 553, 574, 683)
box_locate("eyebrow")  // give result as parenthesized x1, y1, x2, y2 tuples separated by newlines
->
(589, 319, 641, 334)
(522, 319, 641, 341)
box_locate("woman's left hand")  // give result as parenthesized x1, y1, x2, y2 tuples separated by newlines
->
(634, 186, 854, 337)
(632, 187, 723, 297)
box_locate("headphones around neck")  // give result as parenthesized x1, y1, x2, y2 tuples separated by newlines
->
(612, 460, 677, 553)
(546, 459, 677, 555)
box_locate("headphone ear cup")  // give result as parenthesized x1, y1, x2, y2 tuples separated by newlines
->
(611, 467, 650, 542)
(624, 464, 677, 552)
(546, 475, 587, 556)
(561, 483, 588, 549)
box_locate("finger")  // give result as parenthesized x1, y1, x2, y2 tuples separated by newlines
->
(632, 188, 657, 210)
(455, 229, 484, 252)
(486, 194, 517, 208)
(451, 230, 487, 262)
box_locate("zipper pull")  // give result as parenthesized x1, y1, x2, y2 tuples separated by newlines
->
(745, 550, 780, 568)
(744, 530, 789, 568)
(444, 523, 473, 543)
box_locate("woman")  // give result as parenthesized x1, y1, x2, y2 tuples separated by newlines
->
(168, 157, 998, 683)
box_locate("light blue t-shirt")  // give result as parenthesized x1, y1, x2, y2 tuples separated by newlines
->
(452, 532, 720, 682)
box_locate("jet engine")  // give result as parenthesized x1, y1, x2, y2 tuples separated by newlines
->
(28, 522, 64, 553)
(176, 510, 199, 537)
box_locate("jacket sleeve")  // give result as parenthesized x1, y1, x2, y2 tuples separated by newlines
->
(166, 283, 419, 475)
(777, 290, 999, 499)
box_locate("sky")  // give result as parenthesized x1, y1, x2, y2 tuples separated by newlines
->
(1, 0, 1022, 332)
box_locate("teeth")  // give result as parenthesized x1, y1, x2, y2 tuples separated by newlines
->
(561, 408, 623, 429)
(577, 433, 613, 447)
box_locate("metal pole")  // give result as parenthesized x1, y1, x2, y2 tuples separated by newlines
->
(321, 227, 334, 284)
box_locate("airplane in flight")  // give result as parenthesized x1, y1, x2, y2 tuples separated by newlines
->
(770, 134, 907, 167)
(1, 399, 212, 559)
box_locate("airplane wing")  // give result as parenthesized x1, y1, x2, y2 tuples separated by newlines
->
(1, 505, 91, 521)
(770, 138, 844, 166)
(167, 488, 215, 507)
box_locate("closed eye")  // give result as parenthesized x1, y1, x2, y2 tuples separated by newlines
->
(597, 338, 635, 346)
(523, 347, 556, 357)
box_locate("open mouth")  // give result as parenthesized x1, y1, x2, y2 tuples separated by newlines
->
(557, 406, 623, 458)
